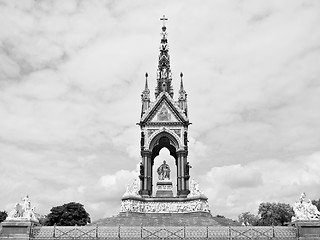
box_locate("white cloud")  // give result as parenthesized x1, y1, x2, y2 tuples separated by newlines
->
(205, 164, 263, 189)
(201, 152, 320, 218)
(100, 169, 138, 193)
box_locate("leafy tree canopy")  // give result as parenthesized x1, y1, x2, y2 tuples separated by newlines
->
(0, 211, 8, 223)
(238, 211, 259, 226)
(312, 199, 320, 211)
(258, 202, 294, 226)
(39, 215, 48, 226)
(45, 202, 90, 226)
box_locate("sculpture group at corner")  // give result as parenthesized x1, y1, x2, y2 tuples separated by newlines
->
(6, 195, 39, 222)
(292, 192, 320, 221)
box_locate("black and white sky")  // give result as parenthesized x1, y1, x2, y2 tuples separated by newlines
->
(1, 0, 320, 221)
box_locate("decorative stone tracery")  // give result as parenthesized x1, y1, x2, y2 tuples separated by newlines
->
(120, 198, 210, 214)
(146, 127, 182, 151)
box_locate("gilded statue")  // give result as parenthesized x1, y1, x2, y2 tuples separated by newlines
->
(157, 160, 170, 180)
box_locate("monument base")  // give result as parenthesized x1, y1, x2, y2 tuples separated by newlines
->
(93, 211, 220, 226)
(155, 181, 173, 198)
(295, 220, 320, 240)
(120, 194, 210, 214)
(177, 189, 190, 198)
(0, 220, 38, 240)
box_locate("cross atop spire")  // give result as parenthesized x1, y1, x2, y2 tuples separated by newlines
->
(155, 15, 173, 98)
(160, 15, 168, 27)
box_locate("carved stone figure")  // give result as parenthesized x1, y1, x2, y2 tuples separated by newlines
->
(140, 132, 145, 148)
(185, 162, 192, 178)
(139, 162, 144, 179)
(292, 192, 320, 221)
(184, 131, 188, 146)
(6, 195, 39, 222)
(157, 160, 170, 180)
(157, 106, 170, 121)
(22, 195, 31, 211)
(132, 179, 138, 193)
(161, 68, 167, 79)
(123, 179, 140, 197)
(8, 203, 23, 218)
(188, 179, 204, 197)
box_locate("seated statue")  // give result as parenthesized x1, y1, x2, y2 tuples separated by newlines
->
(157, 160, 170, 180)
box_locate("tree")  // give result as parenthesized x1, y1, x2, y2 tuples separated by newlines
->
(39, 215, 49, 226)
(258, 202, 294, 226)
(238, 212, 259, 226)
(0, 211, 7, 223)
(312, 199, 320, 211)
(45, 202, 90, 226)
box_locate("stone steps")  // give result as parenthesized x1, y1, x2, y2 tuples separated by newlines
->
(92, 212, 221, 226)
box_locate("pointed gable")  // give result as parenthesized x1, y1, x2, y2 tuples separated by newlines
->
(149, 101, 179, 123)
(140, 92, 188, 125)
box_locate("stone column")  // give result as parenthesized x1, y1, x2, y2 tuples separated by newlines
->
(147, 154, 153, 196)
(176, 154, 182, 194)
(181, 155, 185, 190)
(140, 150, 151, 197)
(177, 150, 189, 197)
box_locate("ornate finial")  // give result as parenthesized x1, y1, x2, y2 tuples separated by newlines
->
(144, 73, 149, 90)
(141, 71, 150, 115)
(155, 15, 173, 98)
(180, 72, 184, 90)
(178, 71, 187, 114)
(160, 15, 168, 27)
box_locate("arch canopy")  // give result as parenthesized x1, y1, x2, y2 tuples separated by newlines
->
(149, 132, 179, 162)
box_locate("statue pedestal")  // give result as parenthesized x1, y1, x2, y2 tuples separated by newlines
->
(155, 181, 173, 198)
(295, 220, 320, 240)
(121, 195, 210, 214)
(0, 220, 37, 240)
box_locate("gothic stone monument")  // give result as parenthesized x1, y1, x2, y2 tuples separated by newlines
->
(118, 17, 214, 225)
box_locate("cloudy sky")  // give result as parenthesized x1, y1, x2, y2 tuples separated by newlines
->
(1, 0, 320, 222)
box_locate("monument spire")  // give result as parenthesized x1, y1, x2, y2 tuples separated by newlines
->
(141, 72, 150, 116)
(179, 72, 184, 91)
(155, 15, 174, 98)
(178, 72, 188, 115)
(160, 15, 168, 26)
(144, 73, 149, 91)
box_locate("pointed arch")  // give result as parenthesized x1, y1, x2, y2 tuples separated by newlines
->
(148, 130, 180, 162)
